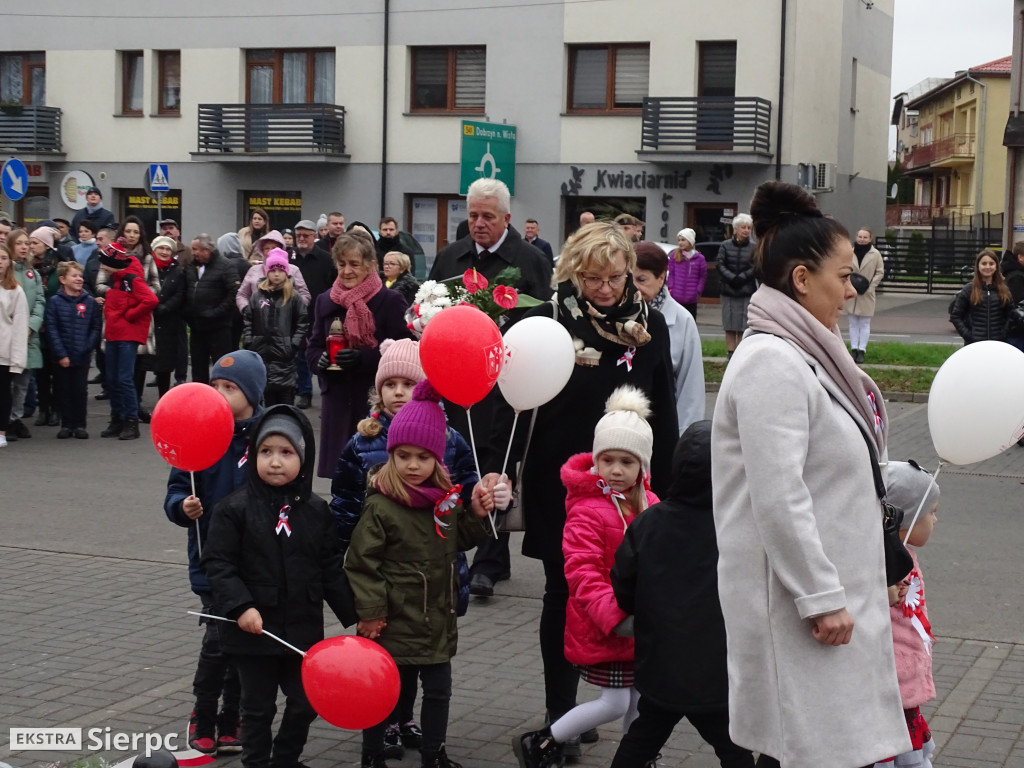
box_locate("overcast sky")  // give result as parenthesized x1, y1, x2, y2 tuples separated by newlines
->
(888, 0, 1014, 154)
(891, 0, 1014, 95)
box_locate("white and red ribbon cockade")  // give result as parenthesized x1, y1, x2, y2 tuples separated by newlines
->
(617, 346, 637, 372)
(275, 505, 292, 537)
(596, 478, 626, 501)
(433, 484, 463, 538)
(901, 570, 933, 654)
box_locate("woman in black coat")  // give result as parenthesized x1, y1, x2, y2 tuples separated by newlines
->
(949, 249, 1012, 344)
(715, 213, 757, 357)
(486, 222, 677, 733)
(381, 250, 419, 306)
(150, 237, 186, 396)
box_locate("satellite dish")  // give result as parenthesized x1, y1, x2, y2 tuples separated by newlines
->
(890, 183, 898, 198)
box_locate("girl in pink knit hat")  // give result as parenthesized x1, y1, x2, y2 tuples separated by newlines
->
(345, 380, 500, 768)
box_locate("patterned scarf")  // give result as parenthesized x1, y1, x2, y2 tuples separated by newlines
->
(556, 278, 651, 353)
(648, 285, 668, 313)
(328, 269, 383, 349)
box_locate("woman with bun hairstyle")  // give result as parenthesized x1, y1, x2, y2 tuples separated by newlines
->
(711, 181, 909, 768)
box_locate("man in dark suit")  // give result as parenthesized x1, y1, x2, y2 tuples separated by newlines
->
(523, 218, 554, 266)
(429, 178, 553, 597)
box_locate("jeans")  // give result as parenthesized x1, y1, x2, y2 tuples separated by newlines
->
(105, 340, 139, 421)
(233, 654, 315, 768)
(9, 368, 32, 420)
(364, 662, 452, 757)
(295, 347, 312, 396)
(610, 698, 753, 768)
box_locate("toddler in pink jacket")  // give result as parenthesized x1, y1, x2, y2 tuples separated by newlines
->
(875, 460, 940, 768)
(513, 386, 659, 768)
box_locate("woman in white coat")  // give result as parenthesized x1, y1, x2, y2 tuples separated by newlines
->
(711, 182, 909, 768)
(845, 227, 885, 364)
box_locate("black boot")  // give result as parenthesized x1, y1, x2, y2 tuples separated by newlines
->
(34, 409, 49, 427)
(138, 407, 152, 424)
(361, 752, 389, 768)
(420, 744, 462, 768)
(101, 419, 124, 438)
(9, 419, 31, 438)
(119, 419, 140, 440)
(513, 728, 564, 768)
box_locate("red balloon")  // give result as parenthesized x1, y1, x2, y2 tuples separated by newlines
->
(301, 635, 400, 729)
(150, 383, 235, 471)
(420, 304, 504, 407)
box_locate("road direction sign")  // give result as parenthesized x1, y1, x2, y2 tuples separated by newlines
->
(2, 158, 29, 201)
(149, 164, 170, 192)
(460, 121, 517, 195)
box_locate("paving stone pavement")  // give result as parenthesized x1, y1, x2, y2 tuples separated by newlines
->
(2, 389, 1023, 768)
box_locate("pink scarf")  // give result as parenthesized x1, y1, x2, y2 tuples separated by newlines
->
(378, 480, 463, 538)
(747, 285, 888, 456)
(329, 270, 383, 349)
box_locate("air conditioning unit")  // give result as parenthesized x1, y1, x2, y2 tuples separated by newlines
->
(811, 162, 835, 191)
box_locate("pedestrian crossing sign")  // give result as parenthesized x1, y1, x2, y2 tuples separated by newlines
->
(149, 164, 170, 192)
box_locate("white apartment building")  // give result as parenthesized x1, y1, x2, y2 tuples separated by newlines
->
(0, 0, 893, 271)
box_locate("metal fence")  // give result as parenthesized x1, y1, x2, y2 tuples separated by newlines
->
(879, 212, 1005, 294)
(640, 96, 772, 153)
(196, 103, 346, 155)
(0, 105, 62, 153)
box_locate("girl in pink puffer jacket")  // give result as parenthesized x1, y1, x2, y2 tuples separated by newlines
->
(513, 386, 659, 768)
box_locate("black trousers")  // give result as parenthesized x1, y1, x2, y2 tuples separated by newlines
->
(264, 384, 295, 406)
(233, 654, 315, 768)
(469, 530, 512, 581)
(189, 324, 233, 384)
(610, 697, 754, 768)
(176, 321, 189, 381)
(193, 594, 241, 728)
(36, 355, 57, 415)
(364, 662, 451, 757)
(0, 365, 12, 431)
(54, 364, 89, 429)
(540, 558, 579, 718)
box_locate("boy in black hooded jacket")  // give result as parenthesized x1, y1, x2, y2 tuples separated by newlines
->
(609, 421, 754, 768)
(202, 405, 357, 768)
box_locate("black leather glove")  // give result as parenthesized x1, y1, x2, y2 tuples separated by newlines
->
(335, 348, 362, 371)
(317, 351, 331, 372)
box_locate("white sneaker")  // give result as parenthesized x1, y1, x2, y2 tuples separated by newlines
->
(0, 435, 8, 448)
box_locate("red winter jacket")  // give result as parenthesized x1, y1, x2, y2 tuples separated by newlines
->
(561, 452, 658, 666)
(104, 256, 159, 344)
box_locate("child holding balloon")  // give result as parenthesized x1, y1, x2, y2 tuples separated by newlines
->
(876, 461, 941, 768)
(242, 248, 309, 407)
(331, 338, 493, 759)
(164, 350, 267, 756)
(514, 386, 659, 768)
(202, 404, 357, 768)
(345, 380, 498, 768)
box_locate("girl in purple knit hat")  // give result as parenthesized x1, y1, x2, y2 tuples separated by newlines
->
(345, 380, 502, 768)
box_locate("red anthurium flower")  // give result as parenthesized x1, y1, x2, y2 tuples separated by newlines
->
(493, 285, 519, 310)
(462, 268, 489, 293)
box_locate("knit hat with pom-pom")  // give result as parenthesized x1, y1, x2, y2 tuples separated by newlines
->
(592, 385, 654, 471)
(375, 338, 424, 396)
(387, 379, 447, 460)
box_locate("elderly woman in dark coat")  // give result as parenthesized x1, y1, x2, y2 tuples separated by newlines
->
(716, 213, 757, 358)
(306, 231, 412, 477)
(381, 250, 419, 305)
(487, 222, 677, 744)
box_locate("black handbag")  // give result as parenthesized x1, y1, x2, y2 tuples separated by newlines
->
(858, 429, 914, 586)
(850, 273, 870, 295)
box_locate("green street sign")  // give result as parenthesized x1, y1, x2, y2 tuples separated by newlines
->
(459, 120, 517, 195)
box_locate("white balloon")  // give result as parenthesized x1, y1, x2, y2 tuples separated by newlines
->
(928, 341, 1024, 464)
(498, 316, 576, 411)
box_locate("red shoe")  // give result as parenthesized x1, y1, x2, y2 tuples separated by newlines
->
(188, 710, 217, 756)
(216, 714, 243, 755)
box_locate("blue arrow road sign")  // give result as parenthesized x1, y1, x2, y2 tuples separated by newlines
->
(2, 158, 28, 201)
(149, 164, 170, 192)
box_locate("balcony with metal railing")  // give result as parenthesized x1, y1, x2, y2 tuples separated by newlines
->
(191, 103, 348, 163)
(636, 96, 772, 164)
(0, 105, 63, 156)
(902, 133, 975, 171)
(885, 204, 974, 227)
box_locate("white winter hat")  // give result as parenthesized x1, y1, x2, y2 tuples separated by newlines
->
(592, 385, 654, 471)
(677, 228, 696, 247)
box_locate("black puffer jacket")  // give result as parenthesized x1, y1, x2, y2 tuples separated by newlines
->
(611, 421, 731, 713)
(243, 287, 310, 388)
(387, 270, 419, 306)
(201, 405, 357, 655)
(715, 238, 757, 298)
(949, 283, 1011, 343)
(183, 249, 240, 328)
